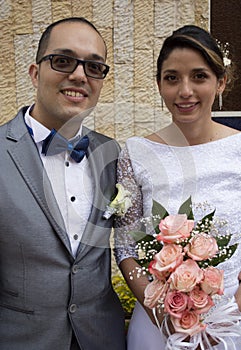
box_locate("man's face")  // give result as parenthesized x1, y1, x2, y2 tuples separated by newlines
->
(29, 21, 107, 131)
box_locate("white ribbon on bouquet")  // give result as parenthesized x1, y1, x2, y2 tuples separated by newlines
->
(153, 296, 241, 350)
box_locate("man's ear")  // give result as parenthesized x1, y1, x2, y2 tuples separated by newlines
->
(157, 79, 162, 95)
(29, 63, 39, 88)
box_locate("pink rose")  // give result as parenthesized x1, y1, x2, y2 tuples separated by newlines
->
(201, 267, 224, 295)
(164, 290, 189, 318)
(189, 286, 214, 314)
(157, 214, 194, 243)
(148, 244, 183, 277)
(148, 261, 168, 281)
(169, 259, 203, 293)
(144, 278, 169, 309)
(184, 233, 218, 261)
(171, 310, 206, 336)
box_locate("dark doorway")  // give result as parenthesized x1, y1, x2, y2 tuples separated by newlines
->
(211, 0, 241, 112)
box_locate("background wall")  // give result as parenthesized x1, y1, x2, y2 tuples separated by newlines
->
(0, 0, 209, 144)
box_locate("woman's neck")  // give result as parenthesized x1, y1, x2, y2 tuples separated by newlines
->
(147, 120, 239, 146)
(174, 120, 216, 145)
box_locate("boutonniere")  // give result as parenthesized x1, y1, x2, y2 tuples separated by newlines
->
(103, 183, 132, 219)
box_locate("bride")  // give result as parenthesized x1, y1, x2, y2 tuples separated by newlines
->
(114, 25, 241, 349)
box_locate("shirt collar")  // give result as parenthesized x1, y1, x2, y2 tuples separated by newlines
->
(24, 105, 83, 143)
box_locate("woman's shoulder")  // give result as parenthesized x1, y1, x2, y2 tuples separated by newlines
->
(209, 122, 241, 147)
(145, 133, 166, 144)
(213, 121, 240, 138)
(125, 135, 166, 150)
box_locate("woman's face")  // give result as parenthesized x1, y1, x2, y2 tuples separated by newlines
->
(157, 47, 226, 126)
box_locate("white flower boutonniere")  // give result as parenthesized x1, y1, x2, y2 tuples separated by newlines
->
(103, 183, 132, 219)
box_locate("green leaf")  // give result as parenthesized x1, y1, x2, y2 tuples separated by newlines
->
(129, 230, 149, 243)
(227, 243, 238, 258)
(195, 210, 215, 233)
(135, 259, 151, 269)
(135, 239, 162, 267)
(215, 234, 231, 249)
(130, 230, 162, 266)
(152, 199, 169, 228)
(178, 196, 194, 219)
(202, 210, 215, 223)
(199, 243, 238, 267)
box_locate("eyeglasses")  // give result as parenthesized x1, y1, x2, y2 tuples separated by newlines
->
(37, 54, 110, 79)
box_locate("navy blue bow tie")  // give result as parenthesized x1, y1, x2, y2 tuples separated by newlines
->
(41, 129, 89, 163)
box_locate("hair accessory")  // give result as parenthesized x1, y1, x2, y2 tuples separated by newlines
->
(216, 40, 231, 67)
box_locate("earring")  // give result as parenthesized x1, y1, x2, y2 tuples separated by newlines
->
(219, 92, 223, 110)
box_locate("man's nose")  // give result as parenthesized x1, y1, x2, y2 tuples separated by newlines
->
(68, 63, 88, 82)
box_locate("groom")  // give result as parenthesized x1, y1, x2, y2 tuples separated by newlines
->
(0, 17, 125, 350)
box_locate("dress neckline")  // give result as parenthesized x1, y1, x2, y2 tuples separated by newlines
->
(138, 132, 241, 149)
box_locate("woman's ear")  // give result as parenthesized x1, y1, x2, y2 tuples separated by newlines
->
(29, 63, 39, 88)
(217, 74, 227, 94)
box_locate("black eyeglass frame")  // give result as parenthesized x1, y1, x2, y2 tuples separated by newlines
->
(37, 54, 110, 79)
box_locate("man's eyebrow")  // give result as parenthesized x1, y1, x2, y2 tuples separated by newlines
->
(52, 48, 105, 62)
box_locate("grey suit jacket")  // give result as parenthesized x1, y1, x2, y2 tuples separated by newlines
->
(0, 107, 126, 350)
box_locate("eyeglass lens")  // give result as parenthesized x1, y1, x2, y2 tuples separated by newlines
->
(51, 55, 107, 78)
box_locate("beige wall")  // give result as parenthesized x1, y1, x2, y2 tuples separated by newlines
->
(0, 0, 209, 144)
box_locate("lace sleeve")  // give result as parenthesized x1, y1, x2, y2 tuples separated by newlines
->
(114, 147, 144, 265)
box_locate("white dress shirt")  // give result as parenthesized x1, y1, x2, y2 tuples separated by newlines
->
(25, 106, 93, 256)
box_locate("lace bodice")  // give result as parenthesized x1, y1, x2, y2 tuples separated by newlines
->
(114, 134, 241, 295)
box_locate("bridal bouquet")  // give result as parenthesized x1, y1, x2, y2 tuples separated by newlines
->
(130, 197, 241, 350)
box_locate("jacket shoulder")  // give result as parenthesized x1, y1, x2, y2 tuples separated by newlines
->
(0, 106, 29, 139)
(83, 126, 120, 153)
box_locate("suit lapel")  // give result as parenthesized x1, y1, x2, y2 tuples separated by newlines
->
(78, 130, 106, 250)
(6, 110, 72, 255)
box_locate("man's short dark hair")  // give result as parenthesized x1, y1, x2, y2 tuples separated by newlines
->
(36, 17, 107, 63)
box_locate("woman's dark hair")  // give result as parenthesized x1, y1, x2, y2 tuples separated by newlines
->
(156, 25, 232, 88)
(36, 17, 107, 63)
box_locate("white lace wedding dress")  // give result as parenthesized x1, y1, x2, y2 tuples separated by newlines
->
(114, 135, 241, 350)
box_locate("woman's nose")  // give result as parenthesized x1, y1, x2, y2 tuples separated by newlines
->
(179, 79, 193, 98)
